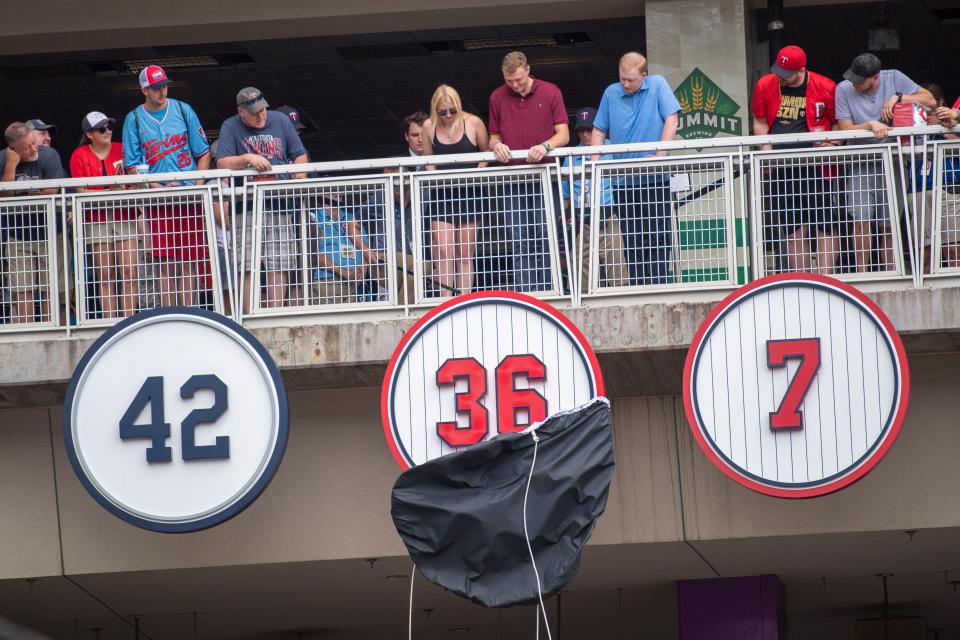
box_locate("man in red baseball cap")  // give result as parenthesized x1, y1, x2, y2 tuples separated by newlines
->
(751, 45, 840, 274)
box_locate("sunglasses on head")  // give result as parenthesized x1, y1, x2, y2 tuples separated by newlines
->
(240, 92, 264, 106)
(437, 108, 458, 117)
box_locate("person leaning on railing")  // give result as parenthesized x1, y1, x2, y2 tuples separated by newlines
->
(835, 52, 936, 274)
(69, 111, 140, 319)
(488, 51, 569, 293)
(590, 51, 680, 287)
(751, 45, 841, 275)
(906, 84, 960, 272)
(122, 65, 212, 309)
(215, 87, 308, 312)
(0, 121, 66, 324)
(421, 83, 490, 297)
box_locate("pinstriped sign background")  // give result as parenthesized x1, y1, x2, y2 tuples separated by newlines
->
(381, 291, 605, 470)
(683, 274, 910, 498)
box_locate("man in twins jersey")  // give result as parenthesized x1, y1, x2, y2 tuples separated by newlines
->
(122, 65, 212, 308)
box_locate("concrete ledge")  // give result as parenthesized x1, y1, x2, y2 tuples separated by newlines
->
(3, 285, 960, 407)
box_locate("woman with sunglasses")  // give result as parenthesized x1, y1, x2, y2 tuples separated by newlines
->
(69, 111, 140, 318)
(421, 84, 489, 296)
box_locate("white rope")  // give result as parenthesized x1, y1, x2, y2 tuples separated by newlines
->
(408, 564, 416, 640)
(522, 429, 552, 640)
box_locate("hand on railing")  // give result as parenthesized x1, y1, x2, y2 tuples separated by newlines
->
(867, 121, 890, 140)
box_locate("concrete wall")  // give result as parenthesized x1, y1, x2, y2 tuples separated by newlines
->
(1, 352, 957, 580)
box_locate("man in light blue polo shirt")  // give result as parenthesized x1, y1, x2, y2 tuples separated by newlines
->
(591, 52, 680, 285)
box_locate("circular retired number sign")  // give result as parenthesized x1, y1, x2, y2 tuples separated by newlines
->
(64, 307, 289, 533)
(683, 273, 910, 498)
(382, 291, 605, 469)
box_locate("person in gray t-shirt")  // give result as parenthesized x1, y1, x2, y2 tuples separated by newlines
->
(216, 87, 308, 311)
(835, 53, 935, 272)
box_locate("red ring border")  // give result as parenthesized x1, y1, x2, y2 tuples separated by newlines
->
(682, 273, 911, 499)
(381, 291, 606, 470)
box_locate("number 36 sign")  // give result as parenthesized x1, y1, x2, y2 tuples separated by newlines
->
(683, 274, 910, 498)
(64, 308, 289, 532)
(381, 292, 605, 469)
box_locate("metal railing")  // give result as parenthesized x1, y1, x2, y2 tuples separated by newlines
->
(0, 125, 956, 336)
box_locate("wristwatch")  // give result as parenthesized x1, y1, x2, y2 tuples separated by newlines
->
(895, 92, 903, 103)
(542, 142, 553, 153)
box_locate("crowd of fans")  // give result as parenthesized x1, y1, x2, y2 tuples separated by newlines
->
(0, 48, 959, 323)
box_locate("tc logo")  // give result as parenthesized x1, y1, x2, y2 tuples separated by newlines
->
(781, 55, 789, 65)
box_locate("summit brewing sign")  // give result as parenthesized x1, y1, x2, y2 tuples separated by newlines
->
(673, 68, 743, 139)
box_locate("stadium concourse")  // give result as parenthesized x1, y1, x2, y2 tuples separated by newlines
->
(0, 0, 960, 638)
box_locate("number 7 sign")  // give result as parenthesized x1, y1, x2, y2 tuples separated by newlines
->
(683, 274, 909, 499)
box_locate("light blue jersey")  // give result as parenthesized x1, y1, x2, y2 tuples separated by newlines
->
(123, 99, 210, 175)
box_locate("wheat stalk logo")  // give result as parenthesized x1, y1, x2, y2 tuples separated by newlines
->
(692, 76, 704, 110)
(705, 88, 719, 113)
(678, 90, 691, 114)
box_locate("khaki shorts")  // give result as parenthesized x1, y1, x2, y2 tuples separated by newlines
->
(6, 238, 49, 293)
(582, 215, 629, 292)
(85, 217, 140, 246)
(910, 189, 960, 246)
(241, 210, 298, 272)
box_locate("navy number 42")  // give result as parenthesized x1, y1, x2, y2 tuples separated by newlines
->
(119, 375, 230, 463)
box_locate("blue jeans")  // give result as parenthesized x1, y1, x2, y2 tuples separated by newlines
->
(501, 181, 555, 292)
(616, 175, 673, 285)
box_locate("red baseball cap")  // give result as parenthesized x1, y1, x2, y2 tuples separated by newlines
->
(138, 65, 170, 89)
(771, 45, 806, 78)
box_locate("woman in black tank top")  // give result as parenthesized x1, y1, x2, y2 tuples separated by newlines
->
(421, 84, 490, 297)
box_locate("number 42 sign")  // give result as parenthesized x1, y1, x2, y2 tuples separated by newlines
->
(683, 274, 910, 498)
(64, 308, 289, 533)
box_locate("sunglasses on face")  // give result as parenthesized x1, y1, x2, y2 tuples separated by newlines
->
(95, 126, 112, 134)
(240, 92, 264, 106)
(437, 108, 458, 117)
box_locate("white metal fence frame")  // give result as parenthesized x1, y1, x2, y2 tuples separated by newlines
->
(749, 143, 910, 284)
(70, 184, 225, 327)
(584, 153, 740, 297)
(0, 194, 61, 331)
(0, 125, 958, 337)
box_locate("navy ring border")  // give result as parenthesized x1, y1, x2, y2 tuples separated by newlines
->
(690, 280, 902, 490)
(387, 297, 598, 468)
(62, 306, 290, 534)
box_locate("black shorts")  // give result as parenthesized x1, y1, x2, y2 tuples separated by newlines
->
(765, 166, 840, 236)
(424, 185, 487, 225)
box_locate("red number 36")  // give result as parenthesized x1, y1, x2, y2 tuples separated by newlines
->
(435, 354, 547, 447)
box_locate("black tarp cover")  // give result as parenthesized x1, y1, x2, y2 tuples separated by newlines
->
(390, 397, 614, 608)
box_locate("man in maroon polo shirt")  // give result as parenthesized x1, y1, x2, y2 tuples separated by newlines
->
(488, 51, 569, 291)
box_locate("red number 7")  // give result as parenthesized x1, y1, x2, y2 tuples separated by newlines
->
(767, 338, 820, 431)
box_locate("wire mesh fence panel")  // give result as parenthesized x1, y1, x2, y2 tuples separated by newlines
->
(752, 147, 905, 279)
(246, 178, 395, 314)
(930, 140, 960, 274)
(0, 196, 60, 328)
(589, 156, 737, 292)
(411, 167, 563, 303)
(72, 188, 222, 326)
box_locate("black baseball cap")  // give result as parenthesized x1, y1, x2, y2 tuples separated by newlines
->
(843, 53, 882, 84)
(276, 105, 307, 131)
(574, 107, 597, 130)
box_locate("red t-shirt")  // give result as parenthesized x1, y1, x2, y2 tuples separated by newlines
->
(69, 142, 124, 184)
(69, 142, 131, 221)
(953, 96, 960, 110)
(488, 78, 567, 165)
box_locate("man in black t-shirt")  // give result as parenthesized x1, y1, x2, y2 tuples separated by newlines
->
(0, 121, 66, 323)
(752, 45, 840, 274)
